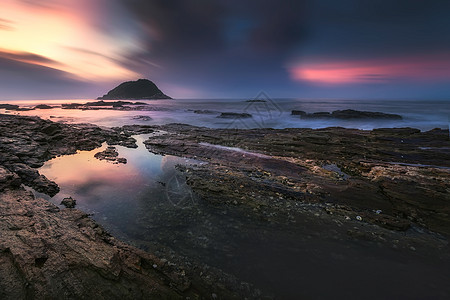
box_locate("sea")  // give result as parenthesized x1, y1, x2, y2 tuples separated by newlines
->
(2, 98, 450, 298)
(1, 98, 449, 130)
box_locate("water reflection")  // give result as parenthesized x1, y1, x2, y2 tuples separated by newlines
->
(37, 135, 200, 240)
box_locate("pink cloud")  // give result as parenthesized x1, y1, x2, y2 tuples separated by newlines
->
(289, 54, 450, 85)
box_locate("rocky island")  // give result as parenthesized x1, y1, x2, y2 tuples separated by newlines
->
(97, 79, 172, 100)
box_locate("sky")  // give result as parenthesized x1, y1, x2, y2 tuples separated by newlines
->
(0, 0, 449, 100)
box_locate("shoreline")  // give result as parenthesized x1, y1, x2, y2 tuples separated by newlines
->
(1, 113, 450, 298)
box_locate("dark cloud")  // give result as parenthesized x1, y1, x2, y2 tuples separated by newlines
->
(117, 0, 309, 96)
(0, 57, 101, 100)
(300, 0, 450, 60)
(114, 0, 449, 98)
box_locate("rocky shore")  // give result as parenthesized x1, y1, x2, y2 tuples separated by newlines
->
(144, 124, 450, 236)
(1, 113, 450, 298)
(0, 114, 257, 299)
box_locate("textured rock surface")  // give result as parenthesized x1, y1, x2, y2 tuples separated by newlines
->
(145, 124, 450, 236)
(0, 188, 185, 299)
(0, 114, 260, 299)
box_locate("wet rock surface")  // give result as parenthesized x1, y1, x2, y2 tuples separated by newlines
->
(145, 124, 450, 236)
(0, 114, 261, 299)
(141, 124, 450, 298)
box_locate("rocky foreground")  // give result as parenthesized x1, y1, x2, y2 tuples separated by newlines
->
(0, 114, 255, 299)
(146, 124, 450, 236)
(142, 123, 450, 298)
(1, 114, 450, 298)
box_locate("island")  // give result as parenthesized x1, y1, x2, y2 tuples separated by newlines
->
(97, 79, 172, 100)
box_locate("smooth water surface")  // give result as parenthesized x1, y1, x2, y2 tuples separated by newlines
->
(1, 98, 449, 130)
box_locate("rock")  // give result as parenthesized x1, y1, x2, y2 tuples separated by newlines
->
(132, 115, 152, 121)
(61, 103, 83, 109)
(192, 110, 218, 114)
(0, 104, 20, 110)
(144, 123, 450, 237)
(94, 146, 127, 164)
(246, 99, 266, 103)
(0, 166, 21, 191)
(61, 197, 76, 208)
(291, 110, 306, 116)
(217, 112, 252, 119)
(34, 104, 53, 109)
(297, 109, 402, 120)
(0, 189, 184, 299)
(97, 79, 171, 100)
(304, 112, 331, 118)
(331, 109, 402, 120)
(0, 104, 34, 111)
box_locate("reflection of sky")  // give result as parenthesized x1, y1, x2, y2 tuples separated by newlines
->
(37, 135, 196, 236)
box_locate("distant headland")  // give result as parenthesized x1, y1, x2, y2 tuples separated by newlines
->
(97, 79, 172, 100)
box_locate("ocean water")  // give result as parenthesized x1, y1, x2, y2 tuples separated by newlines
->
(1, 98, 449, 130)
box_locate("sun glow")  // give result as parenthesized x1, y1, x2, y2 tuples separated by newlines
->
(0, 0, 140, 81)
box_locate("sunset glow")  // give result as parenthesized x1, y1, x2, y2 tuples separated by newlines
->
(0, 0, 140, 81)
(0, 0, 449, 99)
(290, 56, 450, 85)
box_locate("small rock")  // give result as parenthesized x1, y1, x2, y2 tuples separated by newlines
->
(61, 197, 76, 208)
(356, 216, 362, 221)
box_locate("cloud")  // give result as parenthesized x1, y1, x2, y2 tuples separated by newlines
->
(0, 56, 102, 100)
(289, 54, 450, 85)
(0, 18, 14, 31)
(2, 0, 449, 99)
(0, 49, 61, 66)
(115, 0, 310, 96)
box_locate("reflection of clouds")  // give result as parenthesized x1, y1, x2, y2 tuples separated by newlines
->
(39, 146, 145, 191)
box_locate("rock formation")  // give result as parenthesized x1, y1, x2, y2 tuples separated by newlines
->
(97, 79, 171, 100)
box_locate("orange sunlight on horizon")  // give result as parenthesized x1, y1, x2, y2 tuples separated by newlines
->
(0, 0, 140, 81)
